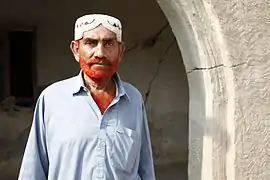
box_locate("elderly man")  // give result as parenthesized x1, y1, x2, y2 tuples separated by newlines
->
(18, 14, 155, 180)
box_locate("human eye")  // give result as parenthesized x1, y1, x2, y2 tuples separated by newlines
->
(104, 39, 116, 47)
(84, 39, 98, 47)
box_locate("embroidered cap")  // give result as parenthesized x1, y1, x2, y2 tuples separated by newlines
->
(74, 14, 122, 42)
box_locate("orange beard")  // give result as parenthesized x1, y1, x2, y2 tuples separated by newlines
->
(79, 56, 119, 80)
(91, 92, 115, 114)
(79, 56, 118, 114)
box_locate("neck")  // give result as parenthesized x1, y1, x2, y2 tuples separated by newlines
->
(83, 72, 115, 92)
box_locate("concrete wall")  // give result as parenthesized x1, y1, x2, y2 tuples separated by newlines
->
(0, 0, 189, 179)
(215, 1, 270, 179)
(158, 0, 270, 180)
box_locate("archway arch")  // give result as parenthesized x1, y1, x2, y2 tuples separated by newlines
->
(157, 0, 236, 179)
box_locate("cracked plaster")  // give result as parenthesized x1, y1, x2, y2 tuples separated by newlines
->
(186, 62, 248, 74)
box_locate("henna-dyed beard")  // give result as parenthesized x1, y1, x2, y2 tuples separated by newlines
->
(79, 56, 119, 80)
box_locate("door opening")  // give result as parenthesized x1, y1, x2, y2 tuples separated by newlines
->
(8, 30, 35, 107)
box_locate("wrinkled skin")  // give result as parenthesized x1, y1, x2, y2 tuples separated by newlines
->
(70, 25, 125, 114)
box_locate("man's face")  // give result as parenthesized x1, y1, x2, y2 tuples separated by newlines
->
(71, 25, 124, 79)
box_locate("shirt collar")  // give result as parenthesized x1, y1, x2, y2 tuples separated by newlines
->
(72, 71, 130, 101)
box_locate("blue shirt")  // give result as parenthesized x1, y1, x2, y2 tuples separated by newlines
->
(18, 72, 156, 180)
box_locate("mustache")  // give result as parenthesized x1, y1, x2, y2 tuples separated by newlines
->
(84, 58, 111, 66)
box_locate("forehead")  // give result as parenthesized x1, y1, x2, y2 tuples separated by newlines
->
(82, 25, 117, 40)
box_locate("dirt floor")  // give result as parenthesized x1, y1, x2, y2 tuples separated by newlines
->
(155, 162, 188, 180)
(0, 162, 188, 180)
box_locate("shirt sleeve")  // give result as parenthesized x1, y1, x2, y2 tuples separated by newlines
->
(18, 93, 49, 180)
(138, 102, 156, 180)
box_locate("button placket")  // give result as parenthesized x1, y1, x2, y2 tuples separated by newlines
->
(95, 130, 106, 178)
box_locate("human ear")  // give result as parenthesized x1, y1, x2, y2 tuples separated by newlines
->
(70, 40, 80, 62)
(118, 42, 125, 62)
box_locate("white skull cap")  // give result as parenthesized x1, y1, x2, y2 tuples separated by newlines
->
(74, 14, 122, 42)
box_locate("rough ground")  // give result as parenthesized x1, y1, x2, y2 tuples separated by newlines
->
(0, 162, 188, 180)
(156, 163, 188, 180)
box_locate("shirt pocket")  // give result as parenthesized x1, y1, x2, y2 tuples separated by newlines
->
(110, 126, 140, 173)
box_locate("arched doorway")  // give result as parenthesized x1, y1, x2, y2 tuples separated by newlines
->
(0, 0, 231, 179)
(157, 0, 236, 179)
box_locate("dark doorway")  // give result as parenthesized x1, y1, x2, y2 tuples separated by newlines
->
(0, 40, 4, 101)
(8, 30, 35, 106)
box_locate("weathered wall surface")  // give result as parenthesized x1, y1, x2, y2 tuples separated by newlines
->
(158, 0, 270, 180)
(119, 26, 189, 165)
(0, 0, 189, 179)
(213, 1, 270, 180)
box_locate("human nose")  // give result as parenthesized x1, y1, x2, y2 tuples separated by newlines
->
(94, 43, 106, 59)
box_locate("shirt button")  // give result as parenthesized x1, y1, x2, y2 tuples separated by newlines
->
(98, 161, 102, 166)
(99, 140, 105, 146)
(98, 170, 103, 177)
